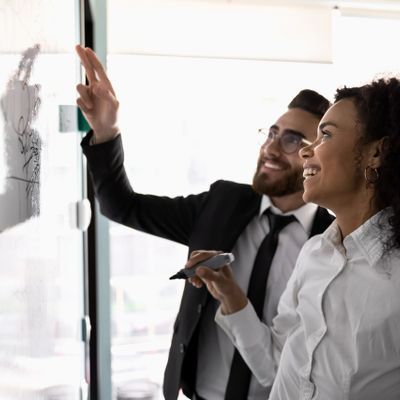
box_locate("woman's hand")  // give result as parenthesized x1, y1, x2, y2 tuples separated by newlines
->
(186, 250, 248, 315)
(75, 45, 120, 143)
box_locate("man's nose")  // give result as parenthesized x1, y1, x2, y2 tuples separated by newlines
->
(262, 136, 281, 157)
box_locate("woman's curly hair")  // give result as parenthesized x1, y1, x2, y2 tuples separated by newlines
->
(335, 77, 400, 250)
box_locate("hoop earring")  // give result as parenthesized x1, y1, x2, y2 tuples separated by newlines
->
(364, 166, 379, 184)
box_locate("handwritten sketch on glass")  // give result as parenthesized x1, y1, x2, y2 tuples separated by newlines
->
(0, 44, 42, 232)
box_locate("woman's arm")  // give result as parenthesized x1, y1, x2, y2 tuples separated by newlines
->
(186, 250, 300, 387)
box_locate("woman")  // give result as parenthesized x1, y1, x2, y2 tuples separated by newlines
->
(188, 77, 400, 399)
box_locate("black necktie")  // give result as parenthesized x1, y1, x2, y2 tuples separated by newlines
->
(224, 210, 296, 400)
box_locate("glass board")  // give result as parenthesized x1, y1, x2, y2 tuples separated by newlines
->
(0, 1, 87, 399)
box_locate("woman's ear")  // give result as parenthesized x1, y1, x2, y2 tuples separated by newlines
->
(367, 137, 388, 168)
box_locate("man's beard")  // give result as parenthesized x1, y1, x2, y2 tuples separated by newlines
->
(252, 162, 304, 197)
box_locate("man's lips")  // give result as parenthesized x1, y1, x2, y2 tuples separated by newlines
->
(261, 160, 285, 171)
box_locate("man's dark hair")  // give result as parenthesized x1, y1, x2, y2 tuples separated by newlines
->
(288, 89, 331, 118)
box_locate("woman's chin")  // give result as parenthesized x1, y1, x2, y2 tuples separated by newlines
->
(302, 190, 317, 205)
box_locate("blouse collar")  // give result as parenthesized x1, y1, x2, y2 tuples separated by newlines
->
(322, 208, 394, 267)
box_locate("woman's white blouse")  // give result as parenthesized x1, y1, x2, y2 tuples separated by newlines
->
(216, 210, 400, 400)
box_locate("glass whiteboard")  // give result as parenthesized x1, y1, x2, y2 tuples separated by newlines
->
(0, 1, 87, 399)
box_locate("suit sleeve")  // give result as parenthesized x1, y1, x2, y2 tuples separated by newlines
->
(81, 132, 209, 245)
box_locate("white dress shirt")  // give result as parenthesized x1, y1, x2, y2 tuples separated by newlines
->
(195, 197, 318, 400)
(216, 208, 400, 400)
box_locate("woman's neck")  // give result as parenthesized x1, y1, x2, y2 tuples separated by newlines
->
(335, 206, 378, 240)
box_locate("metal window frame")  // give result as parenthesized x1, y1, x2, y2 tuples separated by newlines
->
(80, 0, 112, 399)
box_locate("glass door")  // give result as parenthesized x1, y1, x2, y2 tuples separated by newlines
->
(0, 1, 88, 399)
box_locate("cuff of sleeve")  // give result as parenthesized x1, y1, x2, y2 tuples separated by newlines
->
(81, 130, 121, 149)
(81, 130, 124, 174)
(215, 302, 264, 349)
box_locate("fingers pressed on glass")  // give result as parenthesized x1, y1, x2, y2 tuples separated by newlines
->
(84, 48, 117, 97)
(75, 45, 97, 83)
(85, 48, 110, 81)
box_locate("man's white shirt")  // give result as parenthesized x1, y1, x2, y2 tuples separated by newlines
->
(195, 197, 318, 400)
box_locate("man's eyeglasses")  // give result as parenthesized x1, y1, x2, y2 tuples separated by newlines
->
(258, 128, 312, 154)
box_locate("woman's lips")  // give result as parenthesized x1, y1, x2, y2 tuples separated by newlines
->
(303, 165, 320, 179)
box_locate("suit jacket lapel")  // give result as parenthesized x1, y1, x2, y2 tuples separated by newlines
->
(309, 206, 334, 238)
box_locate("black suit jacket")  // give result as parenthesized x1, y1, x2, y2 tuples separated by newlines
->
(82, 133, 334, 400)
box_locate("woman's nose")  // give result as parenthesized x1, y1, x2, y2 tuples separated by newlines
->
(299, 142, 314, 159)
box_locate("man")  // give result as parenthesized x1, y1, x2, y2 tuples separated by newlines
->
(76, 44, 334, 400)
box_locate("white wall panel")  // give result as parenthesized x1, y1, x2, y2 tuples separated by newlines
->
(108, 0, 333, 62)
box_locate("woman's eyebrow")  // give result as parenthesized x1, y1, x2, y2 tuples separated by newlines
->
(319, 121, 338, 131)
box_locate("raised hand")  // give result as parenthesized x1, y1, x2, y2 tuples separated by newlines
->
(75, 45, 120, 143)
(186, 250, 248, 315)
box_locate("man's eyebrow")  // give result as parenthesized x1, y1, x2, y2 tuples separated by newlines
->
(284, 129, 306, 138)
(319, 121, 338, 131)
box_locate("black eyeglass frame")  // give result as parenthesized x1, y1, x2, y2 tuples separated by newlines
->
(258, 128, 313, 154)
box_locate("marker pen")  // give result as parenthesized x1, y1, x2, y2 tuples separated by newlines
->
(169, 253, 235, 280)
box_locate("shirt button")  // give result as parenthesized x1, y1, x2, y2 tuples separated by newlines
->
(179, 343, 185, 354)
(301, 380, 315, 399)
(197, 304, 202, 314)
